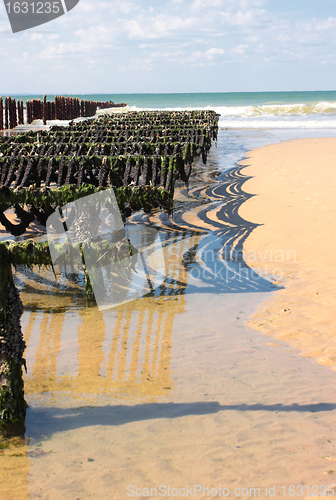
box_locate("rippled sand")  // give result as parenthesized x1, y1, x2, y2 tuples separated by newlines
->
(6, 290, 336, 500)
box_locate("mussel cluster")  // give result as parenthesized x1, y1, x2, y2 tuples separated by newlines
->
(0, 243, 26, 424)
(0, 110, 219, 235)
(0, 110, 219, 422)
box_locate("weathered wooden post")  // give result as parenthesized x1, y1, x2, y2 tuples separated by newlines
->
(5, 97, 9, 129)
(26, 100, 31, 124)
(11, 98, 17, 129)
(54, 96, 58, 119)
(8, 97, 12, 129)
(31, 100, 35, 122)
(61, 96, 65, 120)
(17, 100, 23, 125)
(43, 95, 47, 125)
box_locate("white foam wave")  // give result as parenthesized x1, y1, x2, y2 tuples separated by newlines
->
(111, 103, 336, 129)
(218, 119, 336, 129)
(130, 102, 336, 117)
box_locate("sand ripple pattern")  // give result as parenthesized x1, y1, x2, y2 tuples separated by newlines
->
(130, 163, 277, 295)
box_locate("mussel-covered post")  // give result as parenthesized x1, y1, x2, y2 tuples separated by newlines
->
(0, 244, 26, 426)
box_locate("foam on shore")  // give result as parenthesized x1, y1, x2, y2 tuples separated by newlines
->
(239, 138, 336, 369)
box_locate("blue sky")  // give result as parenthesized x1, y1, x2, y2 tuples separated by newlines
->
(0, 0, 336, 94)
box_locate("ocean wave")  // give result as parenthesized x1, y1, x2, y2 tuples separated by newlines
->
(128, 101, 336, 117)
(217, 102, 336, 117)
(117, 103, 336, 129)
(218, 119, 336, 129)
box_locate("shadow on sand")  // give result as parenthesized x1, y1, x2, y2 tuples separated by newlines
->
(26, 401, 336, 440)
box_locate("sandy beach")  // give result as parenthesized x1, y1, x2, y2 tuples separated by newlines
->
(0, 135, 336, 500)
(2, 136, 336, 499)
(239, 138, 336, 369)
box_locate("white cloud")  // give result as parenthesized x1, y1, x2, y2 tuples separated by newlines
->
(150, 50, 184, 59)
(191, 0, 224, 10)
(75, 24, 113, 44)
(128, 56, 154, 71)
(188, 47, 226, 66)
(123, 14, 198, 39)
(30, 33, 43, 41)
(305, 17, 336, 31)
(205, 47, 225, 58)
(231, 44, 248, 54)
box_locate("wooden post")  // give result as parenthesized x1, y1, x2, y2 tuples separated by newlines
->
(62, 96, 65, 120)
(5, 97, 9, 129)
(17, 100, 22, 125)
(12, 98, 17, 128)
(0, 249, 26, 427)
(26, 100, 30, 124)
(43, 95, 47, 125)
(0, 97, 3, 131)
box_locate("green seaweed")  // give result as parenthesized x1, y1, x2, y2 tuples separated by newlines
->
(0, 357, 27, 427)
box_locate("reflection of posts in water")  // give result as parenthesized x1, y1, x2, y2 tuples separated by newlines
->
(22, 231, 196, 400)
(23, 297, 185, 400)
(23, 308, 64, 393)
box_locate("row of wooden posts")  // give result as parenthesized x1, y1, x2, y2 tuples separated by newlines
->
(0, 97, 24, 130)
(0, 96, 127, 130)
(26, 96, 98, 124)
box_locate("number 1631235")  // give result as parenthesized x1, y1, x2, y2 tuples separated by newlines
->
(5, 2, 61, 14)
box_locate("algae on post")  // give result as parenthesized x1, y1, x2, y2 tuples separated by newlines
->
(0, 257, 26, 426)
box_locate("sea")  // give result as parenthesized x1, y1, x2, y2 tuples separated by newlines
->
(10, 90, 336, 127)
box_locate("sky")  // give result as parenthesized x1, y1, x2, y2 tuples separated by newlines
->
(0, 0, 336, 94)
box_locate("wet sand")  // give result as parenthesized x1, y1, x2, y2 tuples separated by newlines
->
(21, 292, 336, 499)
(239, 138, 336, 369)
(2, 137, 336, 499)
